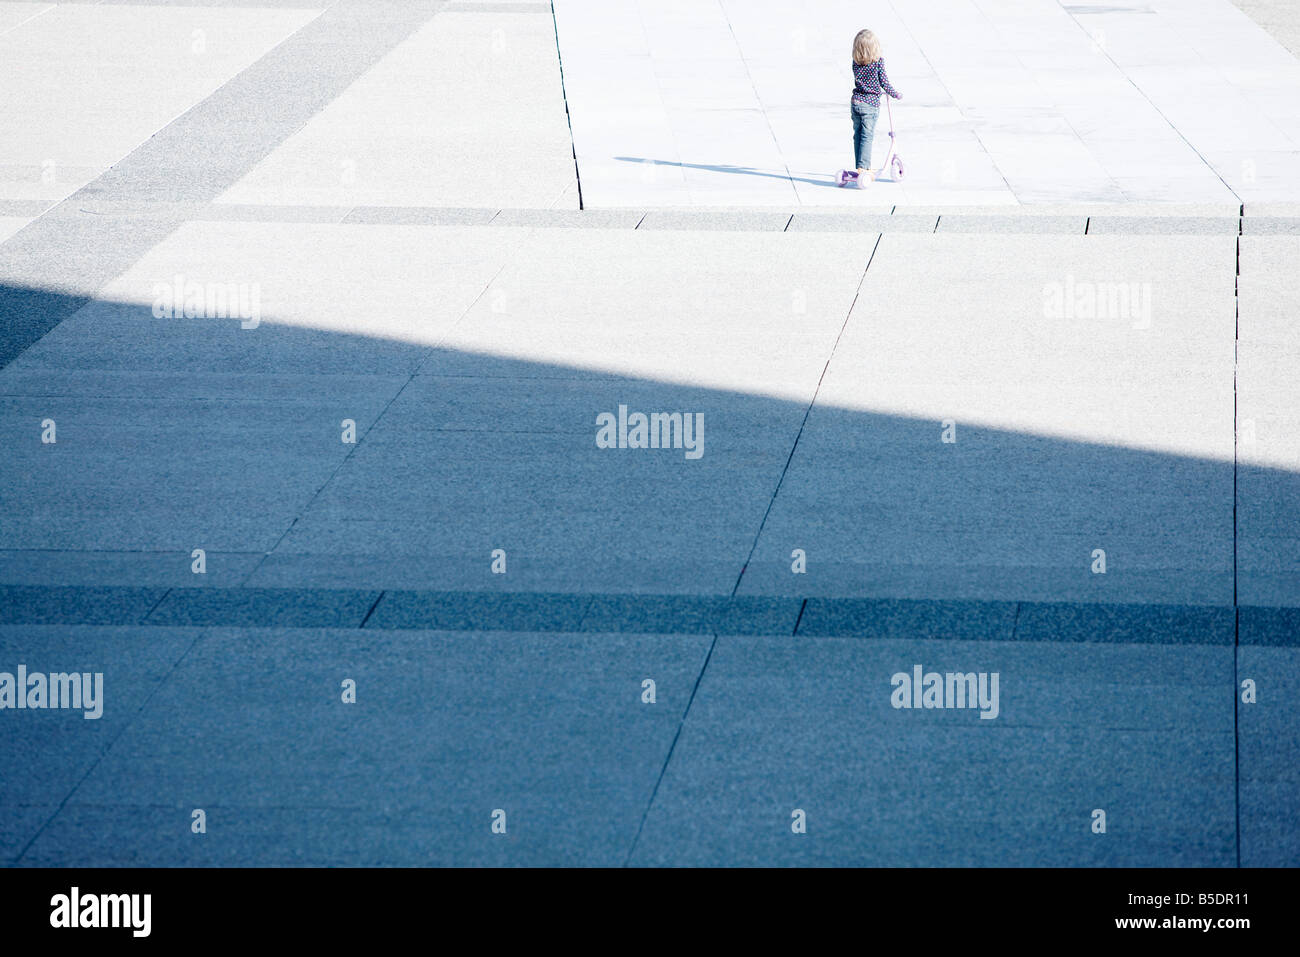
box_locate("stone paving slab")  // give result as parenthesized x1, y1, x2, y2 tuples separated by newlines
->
(0, 200, 56, 219)
(1239, 605, 1300, 645)
(490, 208, 646, 228)
(216, 8, 579, 210)
(341, 206, 499, 226)
(578, 595, 801, 636)
(1013, 602, 1233, 645)
(428, 227, 869, 399)
(1241, 216, 1300, 235)
(0, 216, 30, 244)
(8, 220, 511, 374)
(631, 634, 1234, 866)
(0, 585, 168, 626)
(741, 232, 1237, 605)
(798, 598, 1018, 643)
(1238, 644, 1300, 866)
(636, 210, 793, 231)
(908, 204, 1244, 218)
(1244, 201, 1300, 216)
(1237, 235, 1300, 606)
(13, 626, 712, 866)
(57, 201, 347, 225)
(936, 215, 1086, 234)
(1086, 216, 1244, 235)
(787, 213, 938, 233)
(0, 625, 199, 862)
(0, 383, 400, 553)
(366, 591, 592, 632)
(147, 588, 380, 629)
(0, 550, 266, 589)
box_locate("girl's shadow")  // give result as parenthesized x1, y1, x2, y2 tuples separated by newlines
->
(614, 157, 845, 189)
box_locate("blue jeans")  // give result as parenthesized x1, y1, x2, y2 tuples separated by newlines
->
(851, 101, 879, 170)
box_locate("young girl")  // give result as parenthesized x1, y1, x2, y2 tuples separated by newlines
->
(848, 29, 901, 186)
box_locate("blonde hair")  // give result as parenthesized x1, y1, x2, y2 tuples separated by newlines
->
(853, 29, 882, 65)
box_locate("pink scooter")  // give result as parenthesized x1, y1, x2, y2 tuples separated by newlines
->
(882, 95, 905, 181)
(836, 95, 905, 186)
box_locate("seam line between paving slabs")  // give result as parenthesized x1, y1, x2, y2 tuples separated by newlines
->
(569, 595, 600, 631)
(1233, 203, 1242, 867)
(237, 262, 510, 586)
(548, 0, 584, 209)
(622, 632, 718, 867)
(885, 0, 1015, 200)
(1, 3, 51, 37)
(715, 0, 799, 203)
(12, 631, 204, 864)
(358, 591, 386, 629)
(1233, 607, 1241, 867)
(140, 587, 174, 625)
(730, 233, 884, 596)
(791, 597, 807, 634)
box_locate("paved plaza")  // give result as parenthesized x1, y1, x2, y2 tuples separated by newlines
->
(1, 0, 1298, 866)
